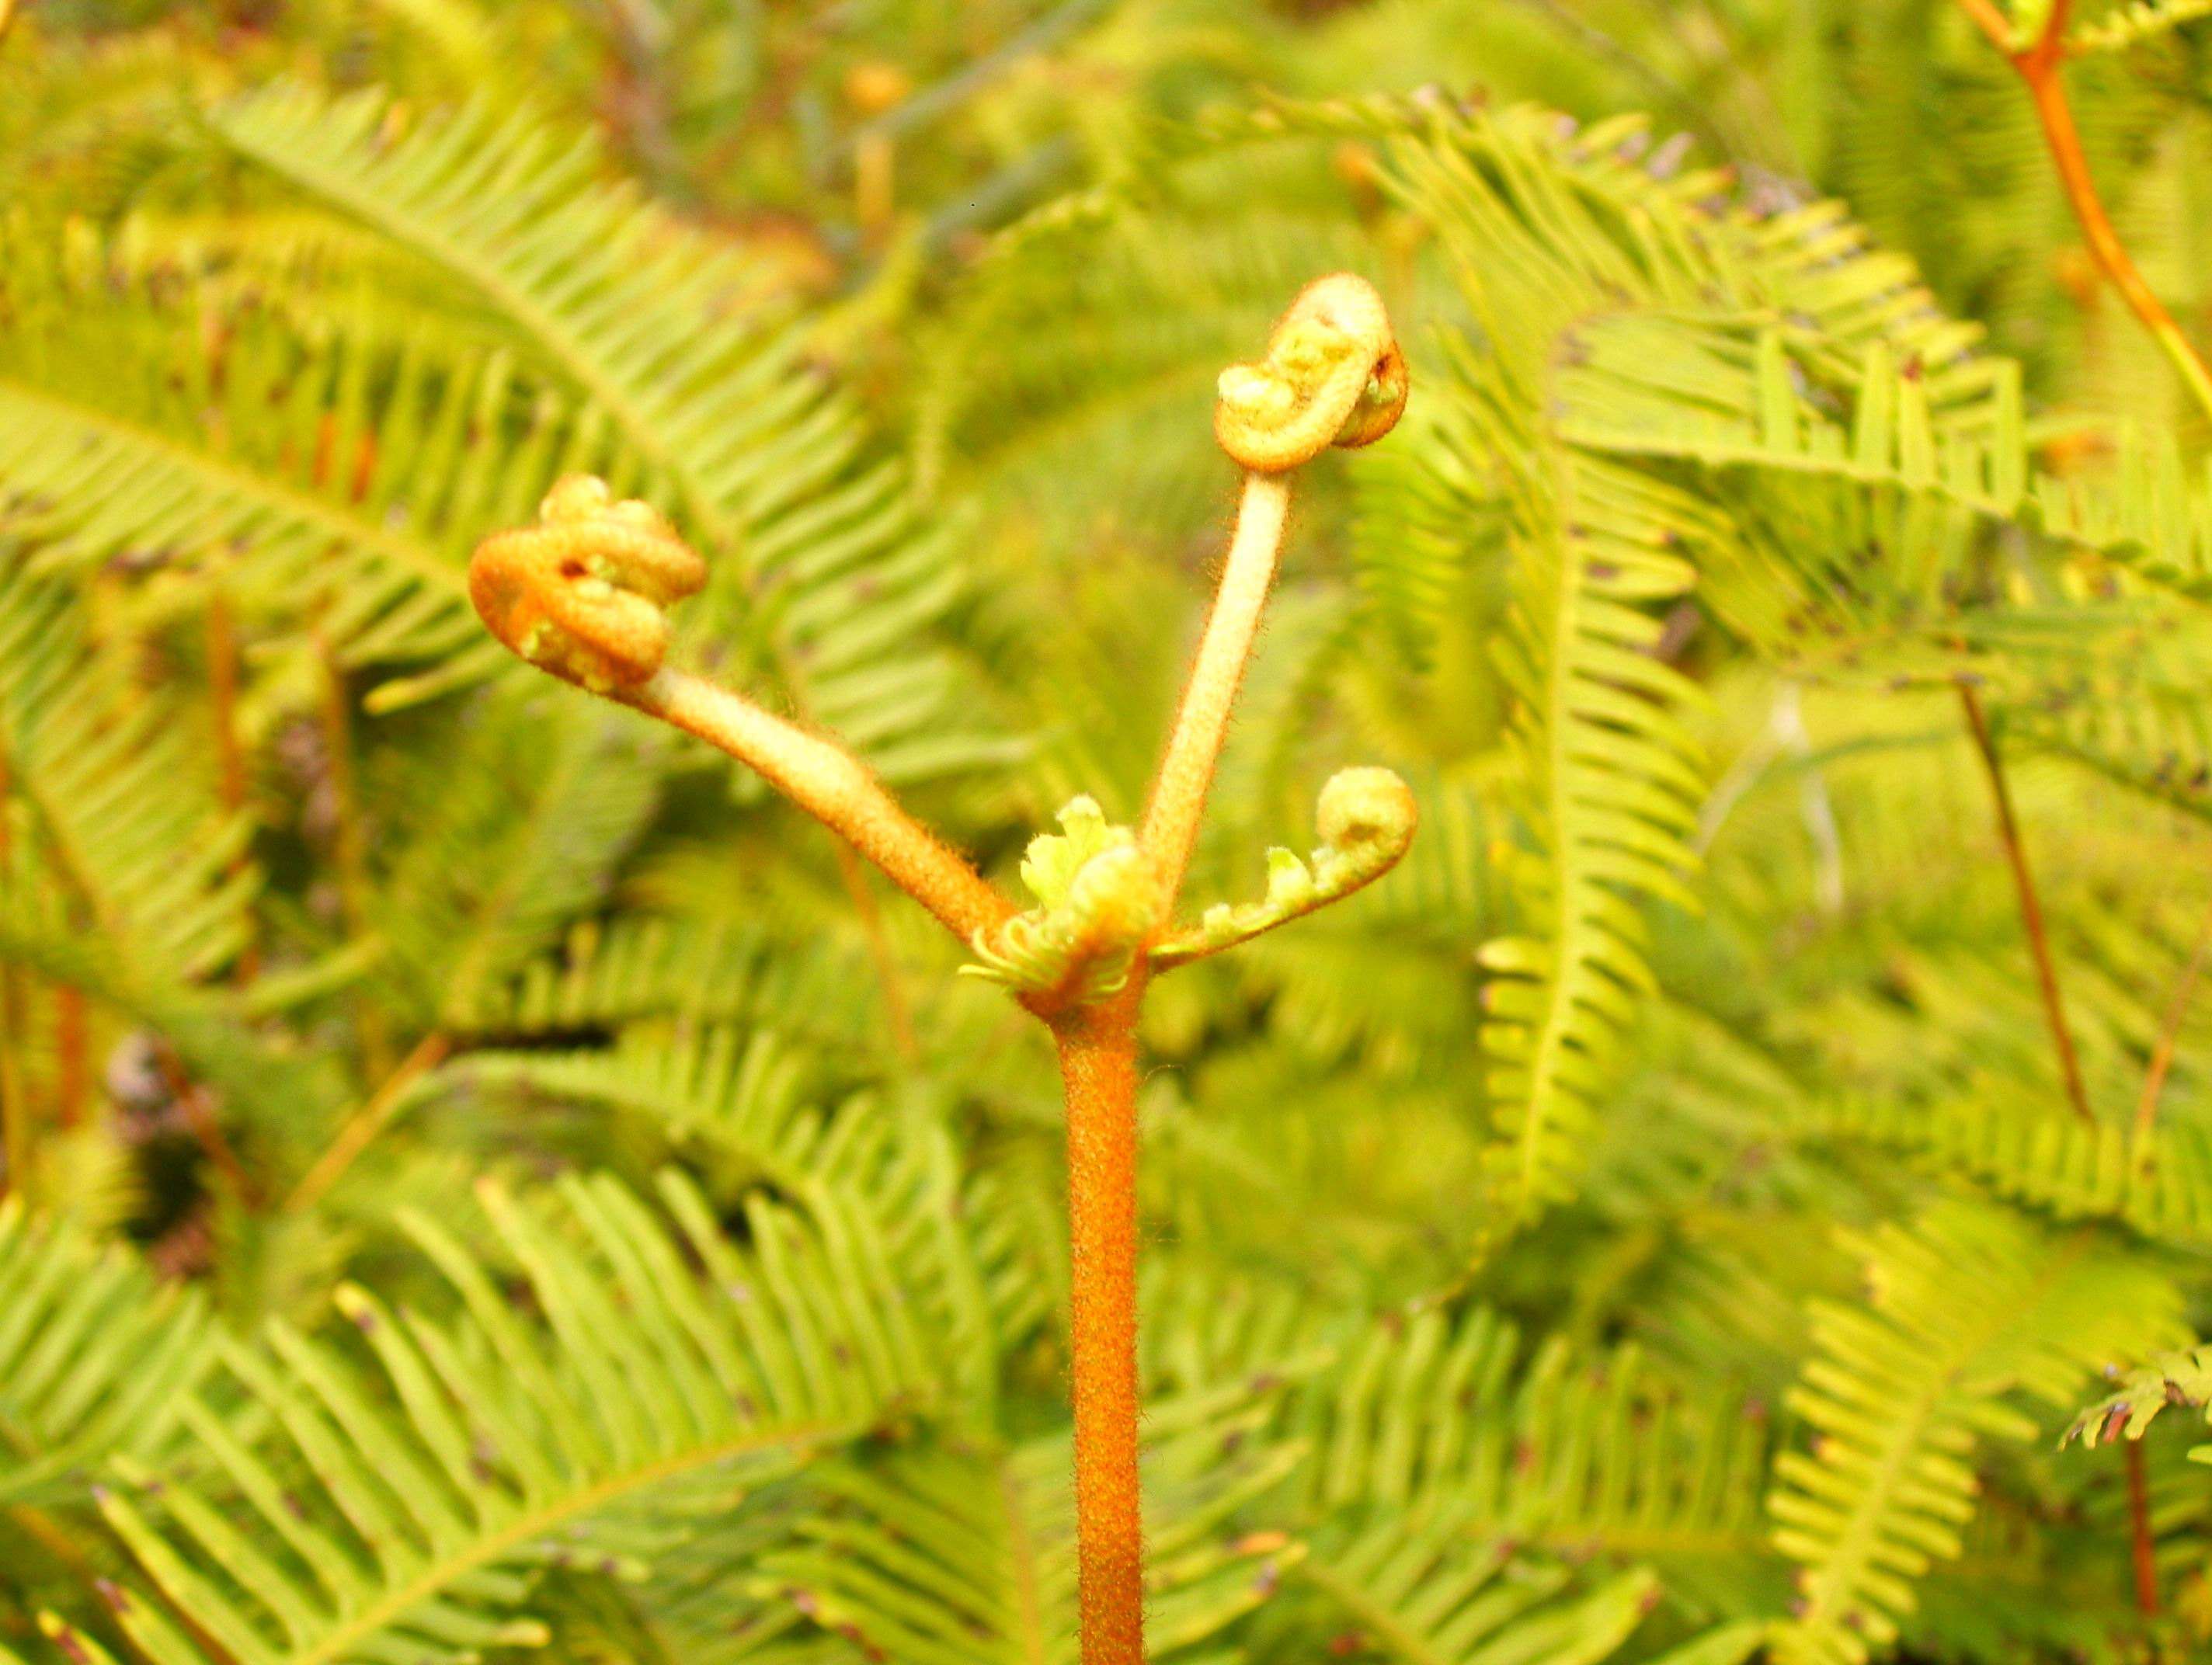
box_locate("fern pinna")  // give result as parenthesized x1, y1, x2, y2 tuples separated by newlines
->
(9, 3, 2212, 1664)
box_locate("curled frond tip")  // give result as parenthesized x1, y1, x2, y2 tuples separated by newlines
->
(468, 475, 707, 693)
(1154, 766, 1417, 968)
(1214, 273, 1408, 471)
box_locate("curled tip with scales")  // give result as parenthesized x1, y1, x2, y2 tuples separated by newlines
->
(1212, 273, 1407, 472)
(468, 475, 708, 693)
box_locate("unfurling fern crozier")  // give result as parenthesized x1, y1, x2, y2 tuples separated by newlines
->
(468, 475, 706, 693)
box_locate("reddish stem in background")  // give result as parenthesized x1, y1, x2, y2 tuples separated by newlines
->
(2134, 891, 2212, 1149)
(0, 745, 25, 1197)
(53, 985, 86, 1131)
(1958, 684, 2094, 1124)
(207, 589, 259, 985)
(2126, 1438, 2160, 1615)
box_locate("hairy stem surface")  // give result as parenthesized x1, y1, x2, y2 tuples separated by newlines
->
(636, 667, 1013, 944)
(1140, 472, 1292, 908)
(1052, 982, 1146, 1665)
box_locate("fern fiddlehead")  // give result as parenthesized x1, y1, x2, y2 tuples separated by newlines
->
(965, 797, 1167, 1008)
(1212, 272, 1410, 473)
(1153, 766, 1418, 968)
(467, 277, 1412, 1665)
(468, 477, 1014, 944)
(468, 475, 707, 693)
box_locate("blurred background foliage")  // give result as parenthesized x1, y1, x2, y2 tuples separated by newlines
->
(5, 1, 2212, 1663)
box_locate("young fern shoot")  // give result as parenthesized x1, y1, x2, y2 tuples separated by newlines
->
(466, 272, 1413, 1665)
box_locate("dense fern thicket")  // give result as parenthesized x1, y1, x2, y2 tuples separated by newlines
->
(6, 0, 2212, 1661)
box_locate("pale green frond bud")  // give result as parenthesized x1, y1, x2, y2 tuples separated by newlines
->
(1213, 273, 1408, 471)
(1153, 766, 1417, 968)
(965, 798, 1165, 1006)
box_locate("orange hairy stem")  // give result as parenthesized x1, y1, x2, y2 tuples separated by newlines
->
(631, 669, 1013, 944)
(1957, 0, 2212, 419)
(1060, 272, 1400, 1660)
(467, 276, 1407, 1665)
(1052, 980, 1146, 1665)
(1141, 471, 1292, 909)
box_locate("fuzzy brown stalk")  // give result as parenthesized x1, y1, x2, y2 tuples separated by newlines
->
(1140, 473, 1292, 909)
(52, 985, 86, 1131)
(635, 669, 1014, 943)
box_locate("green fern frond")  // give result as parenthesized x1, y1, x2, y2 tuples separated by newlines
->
(2064, 1340, 2212, 1448)
(1345, 387, 1503, 674)
(1768, 1197, 2188, 1665)
(1797, 1093, 2212, 1246)
(2069, 0, 2212, 52)
(0, 1199, 214, 1508)
(0, 563, 254, 981)
(753, 1387, 1305, 1661)
(82, 1169, 950, 1665)
(371, 692, 665, 1027)
(1561, 318, 2212, 635)
(0, 243, 548, 690)
(441, 1024, 833, 1187)
(1295, 1523, 1660, 1665)
(209, 83, 1011, 777)
(1296, 1308, 1772, 1571)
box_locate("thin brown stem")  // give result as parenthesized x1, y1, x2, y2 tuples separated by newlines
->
(2135, 892, 2212, 1149)
(155, 1046, 262, 1211)
(2126, 1437, 2160, 1615)
(1960, 0, 2212, 419)
(283, 1031, 451, 1215)
(206, 589, 259, 985)
(1051, 981, 1146, 1665)
(1139, 471, 1292, 910)
(633, 668, 1014, 945)
(315, 634, 390, 1079)
(52, 984, 86, 1131)
(0, 746, 27, 1198)
(830, 839, 920, 1064)
(0, 975, 25, 1201)
(1959, 684, 2094, 1123)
